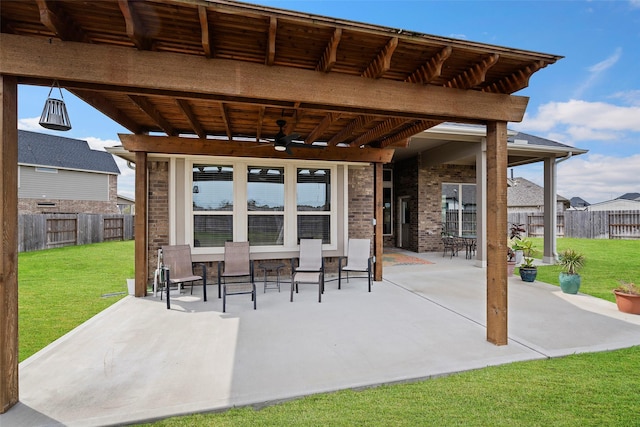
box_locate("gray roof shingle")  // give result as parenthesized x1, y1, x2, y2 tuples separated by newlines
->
(18, 130, 120, 174)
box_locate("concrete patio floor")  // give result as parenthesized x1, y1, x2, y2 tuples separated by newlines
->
(3, 251, 640, 426)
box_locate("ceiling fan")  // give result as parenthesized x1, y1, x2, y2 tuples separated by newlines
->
(272, 119, 300, 154)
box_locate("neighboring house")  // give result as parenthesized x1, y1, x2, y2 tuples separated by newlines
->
(18, 130, 120, 214)
(117, 195, 135, 215)
(569, 196, 590, 210)
(587, 198, 640, 211)
(507, 177, 570, 213)
(618, 192, 640, 201)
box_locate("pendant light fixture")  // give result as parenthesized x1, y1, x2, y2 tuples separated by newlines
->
(39, 80, 72, 131)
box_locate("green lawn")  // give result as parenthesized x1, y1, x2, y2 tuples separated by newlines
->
(16, 238, 640, 426)
(525, 237, 640, 302)
(18, 240, 134, 362)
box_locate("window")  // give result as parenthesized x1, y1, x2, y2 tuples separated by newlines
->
(247, 166, 284, 246)
(192, 164, 233, 247)
(188, 161, 338, 251)
(442, 183, 476, 236)
(297, 168, 331, 243)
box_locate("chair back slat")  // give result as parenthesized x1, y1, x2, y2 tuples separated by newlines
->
(161, 245, 194, 279)
(298, 239, 323, 271)
(223, 241, 251, 275)
(346, 238, 370, 269)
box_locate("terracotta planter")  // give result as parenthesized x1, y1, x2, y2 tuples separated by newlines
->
(613, 291, 640, 314)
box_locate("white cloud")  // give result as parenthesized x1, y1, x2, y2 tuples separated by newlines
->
(573, 48, 622, 98)
(630, 0, 640, 9)
(517, 99, 640, 139)
(518, 154, 640, 204)
(18, 117, 45, 132)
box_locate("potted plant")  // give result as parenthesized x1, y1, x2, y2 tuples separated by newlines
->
(507, 241, 517, 276)
(557, 249, 585, 294)
(517, 238, 537, 282)
(613, 281, 640, 314)
(509, 223, 526, 264)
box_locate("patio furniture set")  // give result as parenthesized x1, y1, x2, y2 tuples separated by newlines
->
(158, 238, 373, 312)
(442, 235, 477, 260)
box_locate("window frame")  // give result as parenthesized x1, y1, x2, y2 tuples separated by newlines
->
(185, 157, 339, 255)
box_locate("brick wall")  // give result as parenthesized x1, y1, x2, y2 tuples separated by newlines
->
(148, 161, 170, 280)
(390, 157, 475, 253)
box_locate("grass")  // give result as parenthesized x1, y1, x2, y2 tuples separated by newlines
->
(525, 237, 640, 302)
(17, 238, 640, 426)
(18, 240, 134, 362)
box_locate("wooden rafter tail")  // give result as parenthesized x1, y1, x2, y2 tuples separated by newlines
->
(446, 53, 499, 90)
(352, 118, 406, 147)
(305, 112, 338, 144)
(71, 89, 143, 134)
(118, 0, 152, 50)
(37, 0, 88, 42)
(266, 16, 277, 66)
(176, 98, 206, 139)
(315, 28, 342, 72)
(362, 37, 398, 79)
(378, 120, 441, 148)
(485, 60, 545, 94)
(327, 115, 372, 146)
(219, 102, 232, 140)
(406, 45, 452, 84)
(256, 106, 266, 142)
(198, 6, 213, 58)
(129, 95, 177, 136)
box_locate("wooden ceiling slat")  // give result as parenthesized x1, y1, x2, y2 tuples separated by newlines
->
(352, 118, 407, 146)
(327, 115, 373, 146)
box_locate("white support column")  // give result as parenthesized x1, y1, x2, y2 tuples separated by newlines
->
(475, 138, 487, 268)
(543, 157, 557, 264)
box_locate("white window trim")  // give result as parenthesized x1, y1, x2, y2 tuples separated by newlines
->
(184, 157, 340, 256)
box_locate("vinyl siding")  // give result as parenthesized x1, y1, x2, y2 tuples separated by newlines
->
(18, 166, 109, 201)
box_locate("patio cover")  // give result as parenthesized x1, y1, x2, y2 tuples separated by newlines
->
(0, 0, 562, 412)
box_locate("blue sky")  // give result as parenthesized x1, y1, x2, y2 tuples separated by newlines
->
(17, 0, 640, 203)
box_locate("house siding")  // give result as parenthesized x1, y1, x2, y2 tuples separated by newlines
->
(18, 173, 119, 214)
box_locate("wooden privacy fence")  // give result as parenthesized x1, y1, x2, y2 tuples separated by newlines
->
(508, 210, 640, 240)
(18, 213, 134, 252)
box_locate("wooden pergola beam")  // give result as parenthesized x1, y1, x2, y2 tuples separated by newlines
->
(486, 121, 508, 345)
(128, 95, 177, 136)
(119, 134, 395, 163)
(315, 28, 342, 72)
(362, 37, 398, 79)
(406, 46, 452, 84)
(0, 74, 19, 414)
(37, 0, 88, 42)
(176, 98, 206, 139)
(118, 0, 152, 50)
(198, 6, 213, 58)
(266, 17, 277, 66)
(0, 34, 530, 124)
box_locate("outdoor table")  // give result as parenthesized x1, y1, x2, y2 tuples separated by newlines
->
(257, 262, 285, 292)
(461, 235, 477, 259)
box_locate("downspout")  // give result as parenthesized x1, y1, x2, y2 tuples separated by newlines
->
(556, 151, 573, 165)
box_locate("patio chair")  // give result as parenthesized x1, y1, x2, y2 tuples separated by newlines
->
(161, 244, 207, 310)
(442, 236, 461, 258)
(218, 241, 256, 312)
(338, 238, 372, 292)
(291, 239, 324, 302)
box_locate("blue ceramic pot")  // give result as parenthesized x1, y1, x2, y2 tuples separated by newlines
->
(519, 267, 537, 282)
(559, 272, 581, 294)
